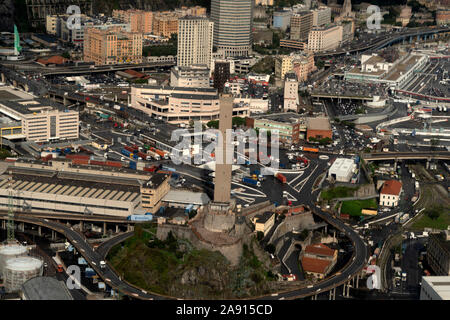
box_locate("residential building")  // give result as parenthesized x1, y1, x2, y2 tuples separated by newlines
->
(420, 276, 450, 300)
(427, 229, 450, 276)
(214, 61, 231, 93)
(292, 52, 316, 82)
(290, 11, 313, 42)
(284, 74, 299, 112)
(112, 9, 153, 33)
(252, 211, 275, 236)
(255, 0, 273, 5)
(0, 97, 79, 143)
(83, 26, 142, 65)
(301, 243, 338, 279)
(211, 0, 253, 57)
(279, 39, 306, 50)
(140, 173, 171, 214)
(170, 65, 210, 88)
(45, 15, 60, 35)
(436, 9, 450, 25)
(328, 158, 357, 182)
(273, 10, 292, 31)
(306, 117, 332, 141)
(246, 117, 301, 144)
(153, 12, 179, 38)
(177, 16, 214, 70)
(340, 19, 355, 43)
(130, 85, 248, 124)
(275, 55, 294, 80)
(307, 25, 343, 52)
(396, 5, 412, 27)
(312, 6, 331, 27)
(379, 180, 403, 207)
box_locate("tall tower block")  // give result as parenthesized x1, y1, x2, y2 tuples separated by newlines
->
(213, 93, 233, 204)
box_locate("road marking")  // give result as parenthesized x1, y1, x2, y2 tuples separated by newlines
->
(80, 248, 85, 252)
(271, 293, 279, 296)
(287, 171, 304, 186)
(278, 297, 285, 300)
(91, 261, 96, 265)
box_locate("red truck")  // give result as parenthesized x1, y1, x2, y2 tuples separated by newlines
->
(137, 151, 151, 160)
(143, 165, 158, 173)
(302, 147, 319, 153)
(124, 145, 136, 153)
(275, 173, 287, 184)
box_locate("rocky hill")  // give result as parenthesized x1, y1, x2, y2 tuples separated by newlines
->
(0, 0, 15, 32)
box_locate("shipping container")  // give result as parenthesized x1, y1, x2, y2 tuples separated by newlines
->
(66, 154, 90, 160)
(121, 148, 132, 157)
(129, 161, 137, 170)
(303, 147, 319, 153)
(72, 158, 89, 165)
(105, 160, 123, 168)
(127, 215, 153, 221)
(90, 160, 105, 166)
(242, 177, 261, 187)
(143, 165, 158, 172)
(275, 173, 287, 184)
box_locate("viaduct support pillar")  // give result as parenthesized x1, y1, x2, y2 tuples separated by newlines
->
(38, 226, 42, 236)
(2, 219, 5, 229)
(343, 283, 346, 296)
(20, 222, 25, 232)
(51, 230, 56, 241)
(79, 221, 84, 231)
(103, 222, 107, 236)
(426, 161, 430, 170)
(115, 224, 119, 234)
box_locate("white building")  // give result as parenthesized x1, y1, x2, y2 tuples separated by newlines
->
(307, 25, 343, 52)
(284, 74, 299, 112)
(328, 158, 356, 182)
(170, 65, 210, 88)
(379, 180, 402, 207)
(177, 16, 214, 70)
(420, 276, 450, 300)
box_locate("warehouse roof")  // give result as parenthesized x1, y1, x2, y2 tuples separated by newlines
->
(21, 277, 73, 300)
(305, 243, 336, 257)
(329, 158, 355, 175)
(301, 257, 332, 274)
(162, 190, 210, 205)
(306, 117, 331, 131)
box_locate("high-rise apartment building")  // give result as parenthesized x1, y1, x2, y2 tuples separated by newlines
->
(83, 26, 142, 65)
(290, 11, 313, 42)
(213, 61, 231, 93)
(112, 9, 153, 33)
(211, 0, 253, 57)
(177, 16, 214, 69)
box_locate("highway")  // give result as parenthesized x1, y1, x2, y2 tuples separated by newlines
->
(362, 151, 450, 161)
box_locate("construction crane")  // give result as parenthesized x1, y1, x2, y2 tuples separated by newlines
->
(7, 177, 15, 243)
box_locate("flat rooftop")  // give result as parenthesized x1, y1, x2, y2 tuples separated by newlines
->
(384, 54, 424, 81)
(0, 87, 35, 102)
(307, 117, 331, 131)
(422, 276, 450, 300)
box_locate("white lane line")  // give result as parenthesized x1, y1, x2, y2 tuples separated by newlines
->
(288, 171, 304, 186)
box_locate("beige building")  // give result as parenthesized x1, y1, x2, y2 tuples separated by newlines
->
(396, 5, 412, 27)
(252, 212, 275, 236)
(153, 12, 180, 38)
(140, 173, 170, 214)
(112, 9, 153, 33)
(45, 15, 60, 35)
(379, 180, 402, 207)
(83, 26, 143, 65)
(130, 85, 248, 124)
(170, 65, 210, 88)
(290, 11, 313, 41)
(307, 25, 343, 52)
(0, 98, 79, 143)
(177, 16, 214, 70)
(275, 52, 315, 81)
(284, 74, 299, 112)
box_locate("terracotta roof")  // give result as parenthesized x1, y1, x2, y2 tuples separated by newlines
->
(36, 56, 68, 66)
(304, 243, 335, 257)
(124, 69, 149, 79)
(301, 257, 332, 274)
(381, 180, 402, 196)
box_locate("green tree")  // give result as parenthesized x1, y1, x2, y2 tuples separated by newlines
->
(256, 231, 264, 241)
(232, 117, 246, 127)
(61, 51, 71, 59)
(206, 120, 219, 129)
(426, 208, 440, 220)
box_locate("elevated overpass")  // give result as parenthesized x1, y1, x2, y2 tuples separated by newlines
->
(362, 151, 450, 161)
(315, 27, 450, 58)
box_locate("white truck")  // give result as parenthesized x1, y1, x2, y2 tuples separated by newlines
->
(100, 261, 106, 269)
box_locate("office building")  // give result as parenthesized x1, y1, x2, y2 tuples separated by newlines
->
(307, 24, 343, 52)
(130, 85, 249, 124)
(246, 117, 301, 144)
(177, 16, 214, 70)
(211, 0, 253, 57)
(0, 96, 79, 143)
(170, 65, 210, 88)
(312, 6, 331, 27)
(420, 276, 450, 300)
(213, 61, 231, 93)
(427, 230, 450, 276)
(83, 26, 142, 65)
(140, 173, 170, 214)
(290, 11, 313, 42)
(275, 52, 315, 80)
(252, 212, 275, 236)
